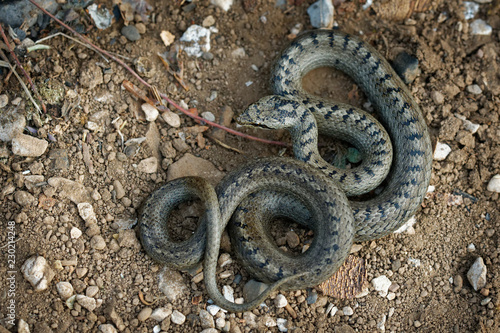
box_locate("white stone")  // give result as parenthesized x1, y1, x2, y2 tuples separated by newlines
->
(210, 0, 233, 11)
(151, 305, 172, 321)
(394, 216, 416, 234)
(161, 110, 181, 128)
(487, 175, 500, 193)
(307, 0, 334, 29)
(372, 275, 392, 297)
(0, 107, 25, 142)
(21, 256, 55, 292)
(264, 316, 277, 327)
(11, 134, 48, 157)
(160, 31, 175, 47)
(56, 282, 74, 300)
(433, 142, 451, 161)
(180, 25, 211, 57)
(207, 304, 221, 316)
(463, 1, 479, 20)
(18, 319, 30, 333)
(467, 257, 487, 291)
(327, 304, 338, 317)
(377, 314, 387, 332)
(86, 286, 99, 297)
(171, 310, 186, 325)
(199, 309, 215, 329)
(158, 268, 187, 302)
(99, 324, 118, 333)
(274, 294, 288, 308)
(201, 111, 216, 122)
(70, 227, 83, 239)
(218, 253, 232, 268)
(231, 47, 246, 58)
(137, 157, 158, 173)
(470, 19, 492, 35)
(223, 285, 234, 302)
(77, 202, 97, 223)
(387, 292, 396, 300)
(141, 103, 159, 122)
(455, 114, 480, 133)
(466, 84, 482, 94)
(76, 295, 97, 312)
(467, 243, 476, 252)
(343, 306, 354, 316)
(202, 15, 216, 27)
(277, 318, 288, 332)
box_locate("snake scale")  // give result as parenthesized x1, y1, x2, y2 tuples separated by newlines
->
(139, 30, 432, 312)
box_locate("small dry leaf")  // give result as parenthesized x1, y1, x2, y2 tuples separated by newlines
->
(38, 194, 57, 209)
(316, 255, 367, 299)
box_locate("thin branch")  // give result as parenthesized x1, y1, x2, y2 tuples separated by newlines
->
(28, 0, 288, 147)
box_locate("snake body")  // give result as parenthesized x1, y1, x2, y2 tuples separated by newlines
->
(139, 30, 432, 312)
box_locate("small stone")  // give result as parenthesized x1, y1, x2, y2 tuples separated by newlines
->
(342, 306, 354, 316)
(467, 243, 476, 252)
(481, 297, 491, 306)
(160, 30, 175, 46)
(121, 25, 141, 41)
(201, 111, 216, 122)
(113, 180, 125, 200)
(470, 19, 492, 35)
(307, 289, 318, 304)
(466, 84, 482, 95)
(431, 91, 444, 104)
(21, 255, 55, 292)
(90, 235, 106, 250)
(78, 202, 97, 224)
(141, 103, 159, 122)
(14, 191, 35, 206)
(307, 0, 334, 29)
(453, 274, 463, 290)
(0, 107, 25, 141)
(350, 244, 363, 253)
(207, 305, 221, 316)
(467, 257, 487, 291)
(391, 259, 401, 271)
(167, 153, 224, 185)
(200, 329, 218, 333)
(161, 110, 181, 128)
(218, 253, 232, 268)
(210, 0, 233, 11)
(56, 282, 74, 300)
(69, 227, 82, 239)
(151, 305, 172, 321)
(485, 229, 495, 237)
(86, 286, 99, 297)
(372, 275, 392, 297)
(243, 312, 257, 329)
(158, 268, 188, 302)
(138, 307, 153, 321)
(199, 309, 215, 328)
(277, 318, 288, 332)
(387, 292, 396, 300)
(171, 310, 186, 325)
(243, 280, 268, 302)
(392, 51, 420, 84)
(202, 52, 214, 61)
(487, 175, 500, 193)
(433, 142, 451, 161)
(180, 25, 211, 57)
(18, 319, 29, 333)
(202, 15, 215, 27)
(328, 305, 338, 317)
(274, 294, 288, 308)
(77, 295, 97, 312)
(0, 94, 8, 108)
(223, 285, 234, 302)
(137, 157, 158, 173)
(285, 231, 300, 248)
(11, 134, 48, 157)
(99, 324, 118, 333)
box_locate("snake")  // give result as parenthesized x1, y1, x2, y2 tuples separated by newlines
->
(139, 30, 432, 312)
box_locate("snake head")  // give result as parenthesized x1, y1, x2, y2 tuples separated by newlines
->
(237, 96, 300, 130)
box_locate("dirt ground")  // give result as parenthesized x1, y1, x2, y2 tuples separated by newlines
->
(0, 0, 499, 332)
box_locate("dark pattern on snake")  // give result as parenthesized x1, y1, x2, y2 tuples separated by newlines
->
(139, 30, 432, 312)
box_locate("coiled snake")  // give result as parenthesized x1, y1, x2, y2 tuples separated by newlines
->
(139, 30, 432, 312)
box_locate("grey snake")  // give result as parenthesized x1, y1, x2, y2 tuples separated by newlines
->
(139, 30, 432, 312)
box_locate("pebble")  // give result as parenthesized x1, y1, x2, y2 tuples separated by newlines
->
(463, 1, 479, 20)
(137, 307, 152, 321)
(431, 91, 444, 105)
(243, 312, 257, 329)
(0, 94, 8, 108)
(202, 52, 214, 61)
(199, 309, 215, 328)
(207, 304, 221, 316)
(21, 256, 55, 292)
(343, 306, 354, 316)
(99, 324, 118, 333)
(141, 103, 159, 122)
(387, 292, 396, 300)
(306, 289, 319, 304)
(14, 191, 35, 206)
(171, 310, 186, 325)
(467, 257, 487, 291)
(481, 297, 491, 306)
(161, 110, 181, 128)
(158, 268, 188, 302)
(151, 305, 172, 321)
(466, 84, 482, 95)
(307, 0, 334, 29)
(263, 316, 277, 327)
(56, 282, 74, 300)
(86, 286, 99, 298)
(200, 329, 218, 333)
(202, 111, 216, 122)
(433, 142, 451, 161)
(121, 25, 141, 41)
(180, 25, 211, 57)
(216, 317, 225, 329)
(277, 318, 288, 332)
(77, 295, 97, 312)
(18, 319, 29, 333)
(11, 134, 48, 157)
(329, 305, 338, 317)
(274, 294, 288, 308)
(350, 244, 363, 253)
(210, 0, 233, 11)
(160, 30, 175, 47)
(90, 235, 106, 250)
(223, 285, 234, 302)
(0, 107, 25, 141)
(286, 231, 300, 248)
(137, 157, 158, 173)
(470, 19, 492, 35)
(167, 153, 224, 185)
(78, 202, 97, 224)
(218, 253, 233, 268)
(467, 243, 476, 252)
(486, 175, 500, 193)
(392, 51, 420, 84)
(372, 275, 392, 297)
(202, 15, 215, 27)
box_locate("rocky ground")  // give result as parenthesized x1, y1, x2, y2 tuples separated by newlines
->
(0, 0, 499, 332)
